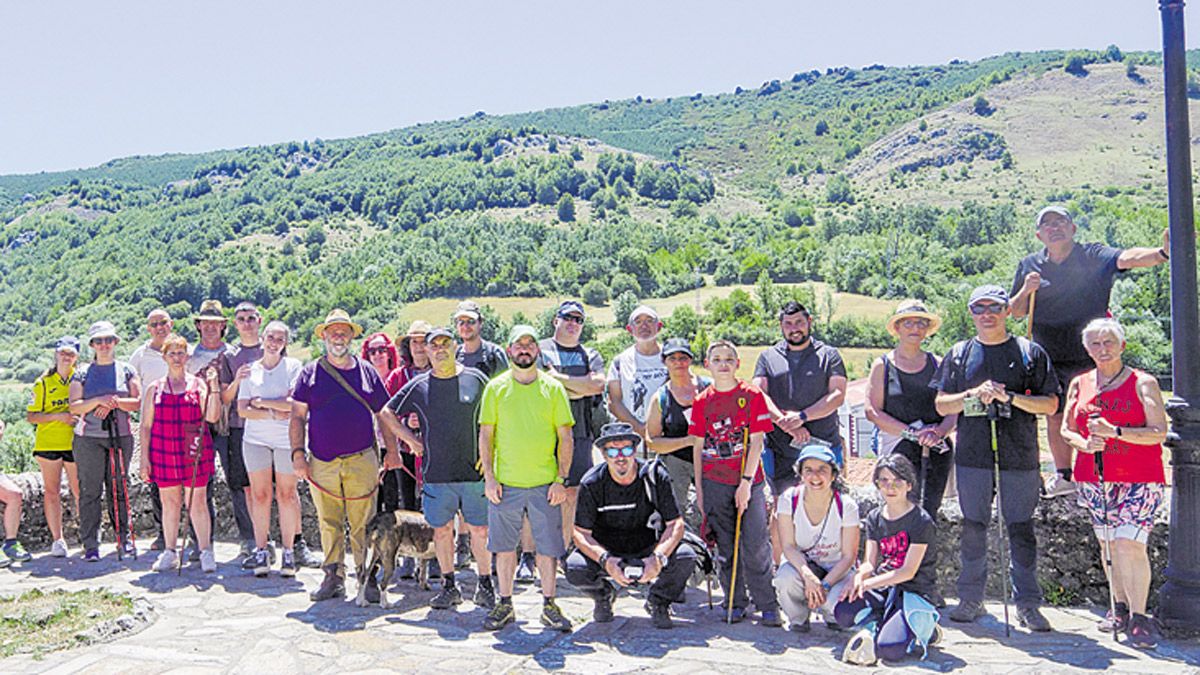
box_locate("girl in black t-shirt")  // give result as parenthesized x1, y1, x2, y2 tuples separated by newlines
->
(834, 454, 941, 666)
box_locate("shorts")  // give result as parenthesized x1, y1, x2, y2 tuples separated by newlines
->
(565, 435, 594, 487)
(33, 450, 74, 463)
(1053, 361, 1092, 414)
(1076, 481, 1165, 545)
(487, 484, 565, 557)
(242, 441, 294, 475)
(423, 481, 489, 528)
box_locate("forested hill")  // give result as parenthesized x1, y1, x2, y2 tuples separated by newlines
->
(0, 47, 1183, 382)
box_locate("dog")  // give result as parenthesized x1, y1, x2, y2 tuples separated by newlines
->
(356, 509, 437, 609)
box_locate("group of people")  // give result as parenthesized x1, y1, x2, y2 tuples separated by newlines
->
(0, 205, 1174, 662)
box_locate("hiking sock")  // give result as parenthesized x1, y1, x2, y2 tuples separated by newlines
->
(1058, 468, 1072, 481)
(543, 595, 556, 606)
(443, 572, 456, 587)
(500, 596, 512, 605)
(3, 539, 13, 547)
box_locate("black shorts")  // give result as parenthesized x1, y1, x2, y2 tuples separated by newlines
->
(1053, 360, 1093, 414)
(565, 436, 594, 487)
(33, 450, 74, 463)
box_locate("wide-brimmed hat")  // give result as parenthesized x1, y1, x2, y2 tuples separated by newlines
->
(403, 320, 433, 338)
(193, 299, 228, 323)
(314, 308, 363, 339)
(594, 422, 643, 450)
(886, 299, 942, 338)
(86, 321, 119, 343)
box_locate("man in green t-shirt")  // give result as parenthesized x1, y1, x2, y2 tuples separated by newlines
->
(479, 325, 575, 632)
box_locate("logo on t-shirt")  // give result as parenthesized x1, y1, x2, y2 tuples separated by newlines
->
(878, 530, 910, 572)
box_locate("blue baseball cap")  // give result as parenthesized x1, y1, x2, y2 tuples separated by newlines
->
(795, 444, 838, 469)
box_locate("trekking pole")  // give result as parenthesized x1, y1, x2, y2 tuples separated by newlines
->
(920, 445, 930, 511)
(1026, 288, 1037, 340)
(178, 433, 205, 576)
(1090, 413, 1119, 643)
(726, 427, 750, 624)
(115, 441, 137, 560)
(105, 417, 126, 561)
(988, 406, 1011, 638)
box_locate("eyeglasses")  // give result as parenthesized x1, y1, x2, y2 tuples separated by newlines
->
(558, 314, 585, 324)
(969, 303, 1007, 315)
(604, 444, 637, 458)
(875, 478, 908, 489)
(366, 347, 390, 356)
(456, 318, 478, 327)
(427, 340, 454, 351)
(148, 320, 170, 328)
(91, 337, 117, 345)
(235, 315, 261, 323)
(899, 318, 931, 329)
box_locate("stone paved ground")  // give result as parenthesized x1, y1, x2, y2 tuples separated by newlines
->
(2, 542, 1198, 674)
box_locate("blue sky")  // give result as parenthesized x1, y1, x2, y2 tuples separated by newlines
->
(0, 1, 1194, 174)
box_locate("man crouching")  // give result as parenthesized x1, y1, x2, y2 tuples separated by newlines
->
(567, 422, 696, 629)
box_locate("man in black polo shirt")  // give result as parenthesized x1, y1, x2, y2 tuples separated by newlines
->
(752, 300, 847, 493)
(1010, 206, 1169, 498)
(567, 422, 695, 629)
(454, 300, 509, 379)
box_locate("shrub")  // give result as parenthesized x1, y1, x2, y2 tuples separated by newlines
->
(581, 278, 609, 305)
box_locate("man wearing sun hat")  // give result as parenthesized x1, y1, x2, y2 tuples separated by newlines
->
(1010, 206, 1170, 498)
(290, 308, 403, 601)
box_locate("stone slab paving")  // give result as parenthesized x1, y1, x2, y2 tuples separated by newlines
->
(2, 542, 1198, 673)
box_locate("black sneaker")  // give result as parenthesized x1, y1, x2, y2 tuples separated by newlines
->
(646, 600, 673, 629)
(515, 552, 536, 584)
(427, 558, 442, 578)
(949, 600, 987, 623)
(310, 571, 345, 601)
(252, 548, 270, 577)
(239, 540, 254, 558)
(187, 541, 201, 563)
(120, 539, 137, 560)
(241, 550, 259, 570)
(484, 599, 515, 631)
(1017, 606, 1052, 633)
(430, 583, 463, 609)
(540, 598, 573, 632)
(294, 538, 322, 569)
(473, 576, 496, 609)
(1128, 613, 1160, 649)
(364, 576, 381, 604)
(593, 583, 616, 623)
(455, 534, 472, 569)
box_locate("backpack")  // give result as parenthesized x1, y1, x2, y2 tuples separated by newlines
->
(949, 336, 1037, 395)
(656, 375, 712, 423)
(641, 458, 714, 575)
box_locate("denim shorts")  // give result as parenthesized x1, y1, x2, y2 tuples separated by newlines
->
(422, 481, 488, 528)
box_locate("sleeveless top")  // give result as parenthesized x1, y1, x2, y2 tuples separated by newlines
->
(658, 375, 712, 463)
(1072, 368, 1165, 484)
(881, 352, 943, 427)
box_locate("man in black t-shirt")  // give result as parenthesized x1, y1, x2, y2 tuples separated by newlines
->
(1010, 206, 1169, 498)
(454, 300, 509, 379)
(931, 285, 1059, 632)
(382, 327, 495, 611)
(567, 423, 696, 629)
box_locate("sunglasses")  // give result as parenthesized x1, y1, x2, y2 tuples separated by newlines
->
(366, 347, 390, 356)
(91, 337, 117, 345)
(969, 303, 1007, 315)
(875, 478, 908, 489)
(456, 318, 479, 327)
(605, 444, 637, 458)
(898, 318, 931, 329)
(557, 314, 585, 324)
(148, 320, 170, 328)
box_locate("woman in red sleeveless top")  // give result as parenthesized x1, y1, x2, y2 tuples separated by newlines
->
(138, 334, 222, 574)
(1061, 318, 1168, 649)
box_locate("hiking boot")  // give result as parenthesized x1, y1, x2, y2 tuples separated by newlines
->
(200, 549, 216, 573)
(252, 548, 270, 577)
(760, 609, 783, 627)
(83, 548, 100, 563)
(842, 628, 877, 666)
(2, 541, 31, 563)
(515, 552, 536, 584)
(149, 535, 165, 552)
(280, 549, 297, 578)
(294, 537, 322, 568)
(364, 576, 381, 604)
(455, 534, 472, 569)
(397, 557, 416, 580)
(949, 600, 987, 623)
(152, 549, 178, 573)
(1128, 613, 1160, 649)
(540, 598, 573, 632)
(51, 539, 69, 558)
(1017, 606, 1052, 632)
(1042, 474, 1076, 499)
(311, 569, 345, 601)
(484, 599, 515, 631)
(593, 583, 617, 623)
(646, 600, 674, 629)
(427, 558, 442, 578)
(473, 576, 496, 609)
(430, 583, 463, 609)
(1098, 602, 1130, 633)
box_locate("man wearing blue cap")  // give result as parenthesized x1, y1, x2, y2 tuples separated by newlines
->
(1010, 206, 1169, 498)
(931, 284, 1060, 632)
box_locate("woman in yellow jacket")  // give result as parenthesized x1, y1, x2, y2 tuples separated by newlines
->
(25, 336, 82, 558)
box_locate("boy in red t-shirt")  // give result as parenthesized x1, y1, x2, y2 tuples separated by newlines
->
(689, 340, 781, 626)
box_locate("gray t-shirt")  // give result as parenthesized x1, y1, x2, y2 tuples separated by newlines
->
(387, 367, 488, 483)
(220, 342, 264, 428)
(457, 340, 508, 379)
(75, 361, 137, 438)
(754, 339, 846, 478)
(187, 342, 230, 376)
(129, 341, 168, 388)
(539, 338, 605, 440)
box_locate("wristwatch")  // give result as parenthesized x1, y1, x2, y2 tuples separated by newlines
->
(554, 475, 567, 485)
(599, 552, 611, 567)
(799, 410, 809, 423)
(654, 552, 669, 568)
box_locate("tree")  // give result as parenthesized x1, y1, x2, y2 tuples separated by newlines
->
(825, 174, 854, 205)
(581, 278, 609, 305)
(556, 194, 575, 222)
(972, 95, 992, 116)
(1064, 52, 1089, 76)
(814, 120, 829, 136)
(613, 291, 639, 328)
(1104, 44, 1123, 63)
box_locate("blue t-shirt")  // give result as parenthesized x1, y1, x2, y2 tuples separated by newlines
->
(76, 361, 137, 438)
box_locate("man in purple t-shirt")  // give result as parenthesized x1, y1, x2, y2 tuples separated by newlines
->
(290, 309, 402, 602)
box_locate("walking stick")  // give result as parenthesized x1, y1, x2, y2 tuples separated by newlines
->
(1090, 413, 1119, 643)
(104, 417, 129, 560)
(115, 441, 137, 559)
(919, 445, 930, 511)
(726, 427, 750, 624)
(988, 407, 1011, 637)
(178, 430, 206, 575)
(1026, 288, 1037, 340)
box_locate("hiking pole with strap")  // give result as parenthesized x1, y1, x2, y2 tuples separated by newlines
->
(1026, 288, 1037, 340)
(988, 404, 1011, 637)
(920, 445, 930, 511)
(178, 427, 206, 575)
(104, 416, 128, 561)
(726, 426, 750, 624)
(1090, 412, 1119, 643)
(115, 439, 137, 560)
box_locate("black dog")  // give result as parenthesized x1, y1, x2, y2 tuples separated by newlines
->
(356, 509, 437, 608)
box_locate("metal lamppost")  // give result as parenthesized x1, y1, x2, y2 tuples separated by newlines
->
(1156, 0, 1200, 635)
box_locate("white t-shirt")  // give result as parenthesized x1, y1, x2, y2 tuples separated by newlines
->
(606, 345, 668, 424)
(238, 357, 302, 448)
(776, 485, 860, 569)
(129, 341, 168, 389)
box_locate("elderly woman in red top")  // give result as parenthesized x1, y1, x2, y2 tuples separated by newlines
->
(138, 334, 222, 574)
(1061, 317, 1169, 649)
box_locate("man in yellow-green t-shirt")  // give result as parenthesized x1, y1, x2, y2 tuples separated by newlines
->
(478, 325, 574, 632)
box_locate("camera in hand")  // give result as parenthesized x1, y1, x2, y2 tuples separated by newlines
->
(623, 565, 644, 582)
(962, 396, 1011, 419)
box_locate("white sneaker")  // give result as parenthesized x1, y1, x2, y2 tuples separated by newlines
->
(152, 549, 178, 572)
(200, 548, 216, 573)
(50, 539, 69, 558)
(843, 628, 877, 666)
(1043, 474, 1076, 499)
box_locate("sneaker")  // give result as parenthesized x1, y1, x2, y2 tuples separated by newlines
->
(540, 598, 573, 632)
(50, 539, 69, 558)
(252, 548, 270, 577)
(187, 541, 201, 563)
(0, 548, 11, 568)
(2, 541, 32, 563)
(843, 628, 878, 666)
(200, 549, 216, 573)
(426, 558, 442, 579)
(1128, 613, 1160, 649)
(1042, 473, 1076, 499)
(1017, 606, 1052, 632)
(152, 549, 179, 573)
(364, 576, 381, 604)
(484, 599, 515, 631)
(725, 606, 747, 624)
(1098, 602, 1130, 633)
(397, 557, 416, 580)
(430, 583, 463, 609)
(473, 576, 496, 609)
(311, 570, 346, 601)
(760, 609, 783, 627)
(280, 549, 297, 578)
(647, 600, 674, 629)
(515, 552, 536, 584)
(949, 600, 987, 623)
(294, 538, 322, 568)
(120, 539, 137, 560)
(455, 534, 472, 569)
(239, 540, 254, 558)
(593, 582, 616, 623)
(83, 548, 100, 563)
(929, 624, 944, 647)
(149, 535, 165, 552)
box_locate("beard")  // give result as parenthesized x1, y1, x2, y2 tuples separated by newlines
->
(785, 331, 810, 347)
(512, 353, 537, 369)
(325, 341, 350, 358)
